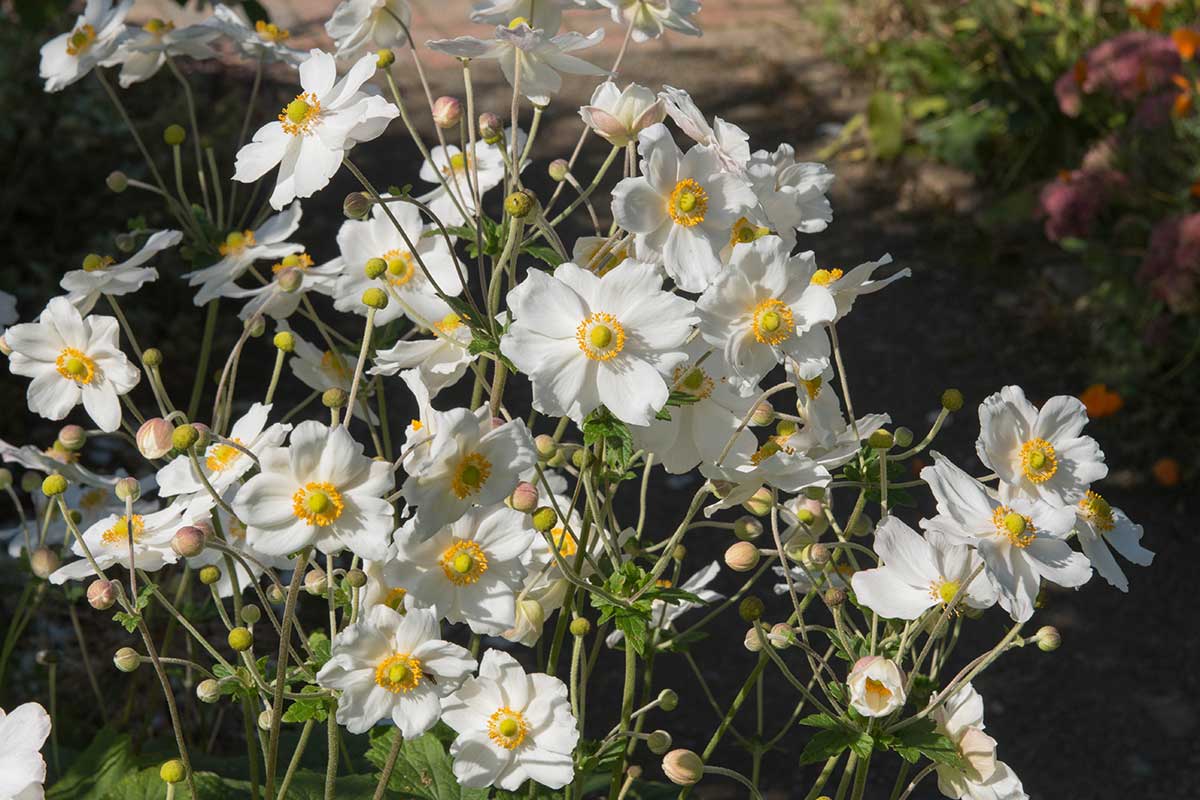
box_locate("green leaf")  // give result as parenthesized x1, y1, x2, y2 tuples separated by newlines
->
(365, 729, 490, 800)
(522, 244, 564, 267)
(866, 91, 905, 160)
(46, 727, 137, 799)
(581, 406, 635, 480)
(112, 611, 140, 633)
(888, 719, 965, 769)
(307, 631, 332, 670)
(281, 686, 331, 723)
(798, 728, 871, 765)
(797, 713, 843, 731)
(103, 768, 242, 799)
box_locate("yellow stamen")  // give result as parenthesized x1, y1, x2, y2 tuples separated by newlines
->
(381, 587, 408, 612)
(56, 348, 97, 385)
(451, 452, 492, 499)
(810, 268, 843, 287)
(271, 253, 313, 273)
(1079, 490, 1115, 532)
(142, 18, 175, 34)
(864, 678, 892, 707)
(550, 527, 577, 558)
(292, 482, 345, 527)
(930, 578, 961, 606)
(993, 506, 1036, 548)
(279, 92, 322, 136)
(672, 363, 714, 400)
(66, 24, 96, 56)
(320, 350, 350, 381)
(668, 179, 708, 227)
(381, 249, 416, 287)
(255, 20, 290, 42)
(205, 438, 245, 472)
(729, 217, 770, 246)
(1019, 438, 1058, 483)
(374, 653, 423, 693)
(100, 514, 145, 547)
(219, 230, 256, 256)
(487, 707, 529, 750)
(750, 298, 795, 346)
(576, 312, 626, 361)
(439, 539, 489, 585)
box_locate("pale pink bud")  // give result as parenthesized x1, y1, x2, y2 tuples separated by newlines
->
(509, 481, 539, 513)
(137, 418, 174, 459)
(171, 525, 207, 558)
(88, 579, 117, 610)
(57, 424, 87, 452)
(433, 96, 462, 129)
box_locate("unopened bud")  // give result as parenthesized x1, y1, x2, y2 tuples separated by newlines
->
(824, 587, 846, 607)
(21, 472, 40, 493)
(519, 598, 545, 630)
(322, 388, 348, 408)
(570, 448, 588, 470)
(750, 401, 775, 427)
(114, 476, 140, 501)
(433, 96, 462, 129)
(197, 678, 221, 703)
(106, 170, 128, 192)
(941, 389, 964, 412)
(724, 541, 760, 572)
(344, 191, 372, 220)
(893, 427, 914, 448)
(245, 315, 266, 338)
(198, 565, 222, 585)
(533, 434, 556, 459)
(305, 568, 327, 595)
(115, 233, 137, 253)
(734, 516, 762, 541)
(658, 688, 678, 711)
(0, 469, 10, 490)
(672, 544, 686, 561)
(738, 596, 764, 622)
(808, 542, 830, 566)
(847, 513, 873, 538)
(479, 112, 502, 143)
(508, 481, 539, 513)
(30, 547, 60, 579)
(548, 158, 569, 182)
(141, 348, 163, 368)
(88, 579, 117, 610)
(570, 617, 591, 637)
(769, 622, 794, 649)
(58, 424, 87, 452)
(1035, 626, 1061, 652)
(227, 627, 253, 652)
(867, 429, 893, 450)
(276, 268, 303, 293)
(114, 647, 140, 672)
(136, 418, 174, 459)
(532, 506, 556, 533)
(647, 730, 672, 755)
(41, 473, 68, 496)
(662, 749, 703, 786)
(267, 584, 286, 604)
(743, 626, 764, 652)
(362, 287, 389, 309)
(163, 124, 186, 146)
(504, 191, 533, 218)
(159, 759, 186, 784)
(172, 424, 199, 451)
(171, 526, 206, 558)
(346, 568, 368, 588)
(376, 48, 395, 67)
(742, 487, 773, 517)
(241, 604, 262, 625)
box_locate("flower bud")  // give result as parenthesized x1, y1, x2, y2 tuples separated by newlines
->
(532, 506, 557, 533)
(159, 759, 186, 784)
(743, 626, 764, 652)
(88, 579, 117, 610)
(58, 424, 87, 452)
(941, 388, 964, 412)
(569, 617, 591, 637)
(344, 191, 372, 220)
(662, 749, 703, 786)
(197, 678, 221, 703)
(172, 424, 199, 451)
(322, 388, 348, 409)
(141, 347, 163, 368)
(20, 472, 40, 493)
(533, 434, 556, 459)
(137, 418, 174, 459)
(847, 513, 873, 538)
(823, 587, 846, 607)
(228, 627, 253, 652)
(241, 604, 261, 625)
(808, 542, 830, 566)
(1035, 625, 1061, 652)
(41, 473, 68, 496)
(106, 170, 128, 192)
(267, 584, 286, 604)
(893, 426, 914, 448)
(867, 429, 893, 450)
(647, 730, 672, 755)
(362, 287, 389, 309)
(163, 124, 186, 146)
(346, 568, 368, 588)
(0, 468, 10, 490)
(508, 481, 539, 513)
(115, 476, 141, 502)
(114, 647, 140, 672)
(171, 525, 206, 558)
(672, 544, 687, 561)
(198, 565, 222, 585)
(433, 96, 462, 129)
(519, 598, 545, 630)
(479, 112, 502, 143)
(258, 710, 273, 731)
(376, 48, 395, 68)
(504, 191, 533, 218)
(30, 547, 60, 579)
(750, 401, 775, 426)
(724, 541, 760, 572)
(305, 568, 327, 595)
(734, 516, 762, 541)
(276, 267, 304, 293)
(847, 656, 906, 718)
(245, 315, 267, 338)
(548, 158, 569, 182)
(742, 487, 773, 517)
(115, 233, 137, 253)
(658, 688, 678, 711)
(768, 622, 794, 649)
(738, 596, 764, 622)
(570, 447, 588, 470)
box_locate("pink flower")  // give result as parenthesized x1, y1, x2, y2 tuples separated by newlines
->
(1037, 169, 1126, 242)
(1139, 214, 1200, 312)
(1056, 32, 1181, 116)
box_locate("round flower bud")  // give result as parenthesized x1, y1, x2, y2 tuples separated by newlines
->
(20, 473, 40, 493)
(743, 626, 765, 652)
(136, 418, 174, 459)
(305, 568, 327, 595)
(322, 388, 348, 409)
(1035, 626, 1061, 652)
(159, 759, 186, 784)
(867, 429, 893, 450)
(808, 542, 830, 566)
(508, 482, 539, 513)
(106, 170, 128, 192)
(346, 568, 368, 588)
(172, 424, 199, 451)
(749, 400, 775, 427)
(672, 544, 687, 561)
(742, 487, 773, 517)
(647, 730, 672, 755)
(548, 158, 569, 182)
(241, 604, 262, 625)
(479, 112, 503, 143)
(570, 447, 588, 470)
(276, 268, 304, 293)
(724, 541, 761, 572)
(362, 287, 389, 309)
(41, 473, 68, 496)
(267, 585, 286, 604)
(658, 688, 678, 712)
(171, 526, 206, 558)
(58, 424, 87, 452)
(376, 48, 395, 67)
(893, 427, 914, 448)
(519, 598, 545, 631)
(433, 96, 462, 129)
(533, 434, 557, 459)
(662, 749, 703, 786)
(114, 647, 141, 672)
(163, 124, 186, 146)
(344, 191, 372, 220)
(847, 513, 873, 538)
(245, 315, 267, 338)
(738, 596, 764, 622)
(227, 627, 253, 652)
(823, 587, 846, 607)
(30, 547, 60, 579)
(115, 476, 141, 502)
(531, 506, 557, 533)
(196, 679, 221, 703)
(775, 419, 797, 438)
(941, 388, 964, 412)
(0, 468, 10, 490)
(198, 565, 222, 585)
(734, 516, 762, 541)
(87, 579, 117, 610)
(363, 257, 388, 280)
(258, 710, 273, 731)
(569, 617, 591, 637)
(504, 191, 533, 218)
(141, 348, 163, 368)
(269, 332, 295, 355)
(115, 233, 137, 253)
(768, 622, 794, 649)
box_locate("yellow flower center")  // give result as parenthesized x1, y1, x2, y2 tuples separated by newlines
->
(1079, 490, 1115, 532)
(750, 436, 794, 465)
(508, 16, 530, 28)
(321, 350, 351, 381)
(730, 217, 770, 246)
(374, 653, 423, 693)
(381, 249, 417, 288)
(219, 230, 256, 256)
(576, 312, 626, 361)
(381, 587, 408, 612)
(810, 268, 843, 287)
(550, 527, 577, 558)
(279, 92, 322, 136)
(435, 313, 462, 335)
(81, 253, 114, 272)
(205, 438, 245, 472)
(56, 348, 97, 384)
(930, 578, 961, 606)
(800, 376, 822, 400)
(750, 298, 795, 346)
(142, 18, 175, 34)
(439, 539, 489, 585)
(487, 707, 529, 750)
(1020, 438, 1058, 484)
(864, 678, 892, 707)
(100, 514, 145, 547)
(993, 506, 1035, 548)
(450, 452, 492, 499)
(443, 152, 472, 176)
(66, 24, 96, 56)
(673, 363, 714, 400)
(668, 179, 708, 227)
(255, 20, 290, 42)
(292, 482, 345, 527)
(271, 253, 313, 273)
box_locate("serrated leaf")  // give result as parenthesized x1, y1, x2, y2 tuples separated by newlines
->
(522, 244, 564, 267)
(365, 729, 490, 800)
(104, 768, 242, 799)
(889, 719, 965, 769)
(798, 713, 843, 730)
(798, 728, 864, 765)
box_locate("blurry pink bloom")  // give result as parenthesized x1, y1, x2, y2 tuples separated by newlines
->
(1055, 32, 1181, 116)
(1139, 214, 1200, 312)
(1037, 169, 1126, 242)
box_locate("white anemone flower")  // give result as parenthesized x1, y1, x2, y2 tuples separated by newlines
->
(416, 135, 517, 228)
(579, 80, 666, 147)
(787, 253, 910, 323)
(442, 650, 579, 791)
(746, 145, 834, 245)
(612, 123, 758, 292)
(390, 504, 535, 635)
(39, 0, 131, 93)
(470, 0, 566, 31)
(5, 297, 140, 432)
(704, 445, 830, 515)
(49, 500, 203, 583)
(104, 17, 219, 88)
(975, 385, 1108, 507)
(220, 252, 342, 321)
(0, 438, 116, 490)
(605, 561, 723, 647)
(316, 604, 475, 737)
(930, 684, 1029, 800)
(0, 702, 51, 800)
(394, 371, 482, 475)
(428, 22, 606, 106)
(659, 85, 751, 174)
(847, 656, 906, 718)
(597, 0, 700, 42)
(332, 202, 463, 327)
(61, 229, 183, 314)
(1073, 490, 1153, 592)
(202, 4, 305, 65)
(696, 238, 837, 389)
(231, 420, 395, 561)
(188, 507, 296, 598)
(285, 331, 378, 423)
(629, 339, 758, 474)
(777, 370, 889, 471)
(233, 49, 399, 210)
(920, 453, 1091, 623)
(184, 202, 303, 306)
(326, 0, 412, 59)
(850, 516, 997, 620)
(500, 260, 697, 426)
(2, 479, 130, 558)
(370, 309, 474, 399)
(399, 409, 536, 540)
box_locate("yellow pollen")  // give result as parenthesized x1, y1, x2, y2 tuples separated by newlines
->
(205, 438, 245, 472)
(100, 514, 145, 547)
(381, 249, 416, 287)
(1019, 438, 1058, 484)
(142, 18, 175, 34)
(993, 506, 1036, 548)
(436, 313, 462, 334)
(439, 539, 489, 585)
(864, 678, 892, 706)
(82, 253, 114, 272)
(750, 298, 795, 346)
(374, 653, 423, 693)
(750, 436, 794, 465)
(1079, 490, 1115, 532)
(576, 312, 626, 361)
(800, 376, 822, 399)
(219, 230, 256, 256)
(668, 179, 708, 227)
(66, 24, 96, 56)
(272, 253, 313, 273)
(256, 20, 290, 42)
(550, 527, 578, 558)
(279, 93, 322, 136)
(382, 587, 408, 612)
(56, 348, 96, 384)
(451, 452, 492, 499)
(656, 578, 673, 588)
(508, 16, 529, 27)
(320, 350, 350, 380)
(410, 419, 423, 431)
(730, 217, 771, 246)
(444, 152, 470, 175)
(672, 364, 714, 399)
(292, 482, 344, 527)
(931, 578, 961, 606)
(487, 707, 529, 750)
(810, 268, 843, 287)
